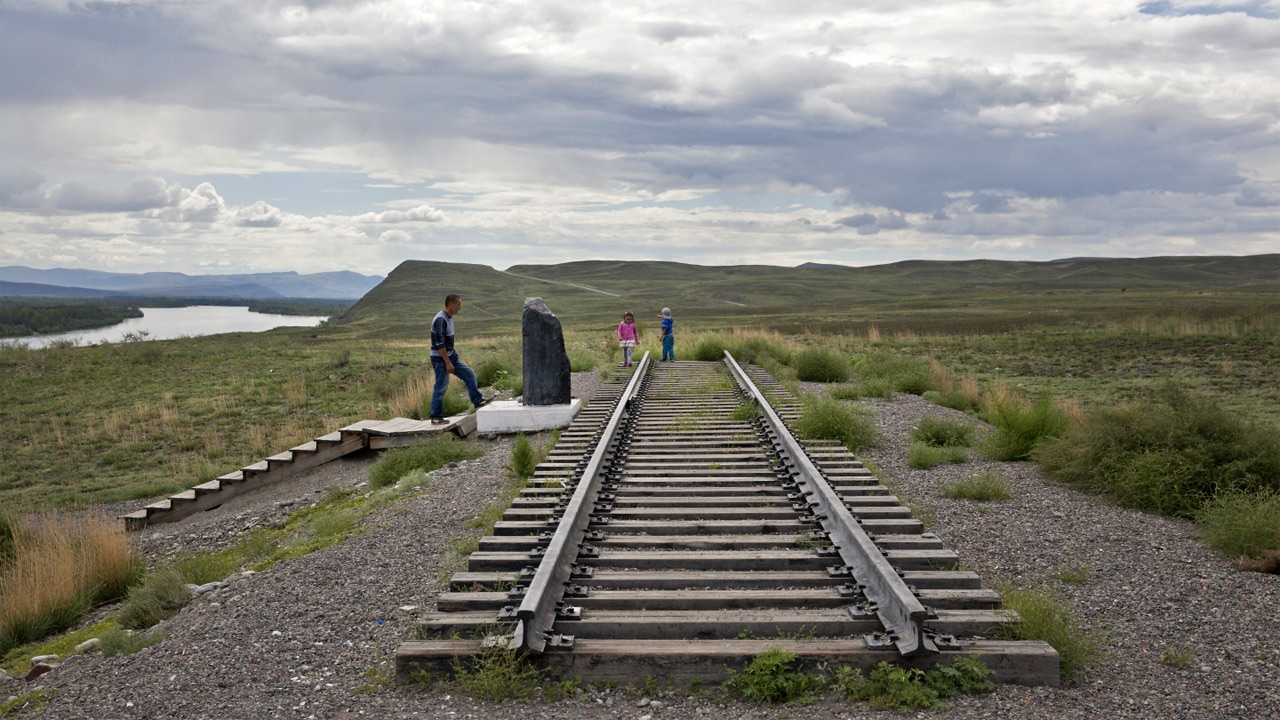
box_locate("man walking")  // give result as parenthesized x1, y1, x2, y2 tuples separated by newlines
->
(430, 294, 489, 424)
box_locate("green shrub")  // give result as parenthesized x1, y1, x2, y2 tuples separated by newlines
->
(906, 442, 968, 469)
(692, 335, 728, 362)
(857, 378, 895, 399)
(723, 647, 824, 703)
(369, 436, 484, 488)
(511, 434, 537, 479)
(452, 645, 544, 701)
(1197, 489, 1280, 559)
(982, 394, 1069, 462)
(474, 356, 515, 387)
(834, 658, 992, 708)
(117, 568, 192, 630)
(757, 353, 796, 382)
(941, 472, 1013, 501)
(854, 351, 937, 395)
(998, 584, 1106, 685)
(729, 337, 792, 365)
(0, 513, 13, 566)
(1036, 383, 1280, 517)
(794, 396, 880, 453)
(792, 348, 850, 383)
(173, 552, 242, 586)
(910, 415, 973, 447)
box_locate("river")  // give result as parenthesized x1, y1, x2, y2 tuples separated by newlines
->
(6, 306, 330, 349)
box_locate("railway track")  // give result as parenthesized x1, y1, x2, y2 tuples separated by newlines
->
(397, 354, 1058, 686)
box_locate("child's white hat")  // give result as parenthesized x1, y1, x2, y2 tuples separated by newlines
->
(661, 307, 671, 317)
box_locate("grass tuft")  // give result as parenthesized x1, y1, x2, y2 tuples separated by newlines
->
(854, 351, 937, 395)
(910, 415, 974, 447)
(369, 436, 484, 488)
(794, 396, 880, 453)
(906, 442, 968, 469)
(940, 471, 1012, 501)
(0, 512, 140, 655)
(117, 568, 192, 630)
(99, 625, 164, 657)
(691, 334, 728, 361)
(792, 347, 850, 383)
(997, 583, 1106, 685)
(982, 392, 1069, 461)
(510, 434, 536, 479)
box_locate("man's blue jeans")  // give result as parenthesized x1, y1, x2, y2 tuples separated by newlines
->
(430, 352, 484, 419)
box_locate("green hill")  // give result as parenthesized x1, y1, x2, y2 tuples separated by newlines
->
(337, 254, 1279, 337)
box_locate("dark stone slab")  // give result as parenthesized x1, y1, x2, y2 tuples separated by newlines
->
(522, 297, 572, 406)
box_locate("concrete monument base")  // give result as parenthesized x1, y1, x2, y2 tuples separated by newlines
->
(476, 398, 582, 434)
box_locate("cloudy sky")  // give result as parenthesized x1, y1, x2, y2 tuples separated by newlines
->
(1, 0, 1277, 276)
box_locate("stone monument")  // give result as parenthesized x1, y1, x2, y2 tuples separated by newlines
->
(475, 297, 582, 433)
(521, 297, 572, 405)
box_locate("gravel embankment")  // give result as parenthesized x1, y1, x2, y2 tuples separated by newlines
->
(12, 375, 1278, 719)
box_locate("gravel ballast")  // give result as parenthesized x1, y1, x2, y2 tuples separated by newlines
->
(17, 377, 1279, 719)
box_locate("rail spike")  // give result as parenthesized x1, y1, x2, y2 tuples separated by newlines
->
(722, 350, 939, 657)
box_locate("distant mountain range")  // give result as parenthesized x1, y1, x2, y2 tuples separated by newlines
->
(0, 267, 384, 300)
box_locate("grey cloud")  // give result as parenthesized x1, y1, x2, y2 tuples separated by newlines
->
(1235, 182, 1280, 207)
(0, 167, 45, 208)
(839, 213, 876, 227)
(48, 178, 170, 213)
(638, 21, 722, 44)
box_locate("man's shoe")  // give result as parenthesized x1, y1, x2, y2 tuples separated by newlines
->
(475, 396, 494, 409)
(430, 417, 448, 425)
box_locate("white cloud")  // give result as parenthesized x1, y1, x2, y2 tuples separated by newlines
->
(0, 0, 1275, 273)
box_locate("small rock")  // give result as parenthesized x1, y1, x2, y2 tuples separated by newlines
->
(650, 700, 664, 709)
(447, 462, 458, 468)
(24, 663, 53, 682)
(637, 697, 651, 707)
(74, 638, 100, 654)
(639, 715, 653, 720)
(398, 605, 419, 612)
(30, 655, 58, 667)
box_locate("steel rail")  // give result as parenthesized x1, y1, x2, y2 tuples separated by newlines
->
(511, 351, 651, 653)
(722, 351, 939, 656)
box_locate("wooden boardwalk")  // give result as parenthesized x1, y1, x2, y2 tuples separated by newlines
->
(121, 413, 476, 530)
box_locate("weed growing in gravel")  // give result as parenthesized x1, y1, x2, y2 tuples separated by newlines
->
(450, 642, 578, 701)
(997, 583, 1106, 685)
(1052, 563, 1092, 585)
(510, 434, 537, 479)
(98, 625, 165, 656)
(0, 688, 53, 715)
(722, 647, 825, 704)
(906, 442, 968, 469)
(793, 347, 850, 383)
(827, 384, 862, 401)
(117, 568, 192, 630)
(981, 391, 1069, 461)
(835, 658, 994, 710)
(1160, 643, 1197, 670)
(794, 396, 880, 453)
(370, 436, 484, 488)
(1038, 383, 1280, 518)
(910, 415, 974, 447)
(1196, 489, 1280, 562)
(940, 472, 1013, 502)
(730, 401, 759, 421)
(907, 501, 937, 531)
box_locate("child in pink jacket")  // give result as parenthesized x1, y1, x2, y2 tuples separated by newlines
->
(617, 311, 638, 366)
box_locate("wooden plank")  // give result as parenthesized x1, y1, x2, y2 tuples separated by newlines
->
(436, 588, 1001, 612)
(416, 608, 1010, 640)
(395, 638, 1059, 686)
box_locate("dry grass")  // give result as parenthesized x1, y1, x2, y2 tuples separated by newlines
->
(0, 512, 139, 654)
(388, 373, 435, 418)
(867, 325, 881, 343)
(285, 376, 308, 410)
(1238, 550, 1280, 574)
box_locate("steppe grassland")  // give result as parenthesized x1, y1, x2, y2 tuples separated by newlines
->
(1, 290, 1276, 516)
